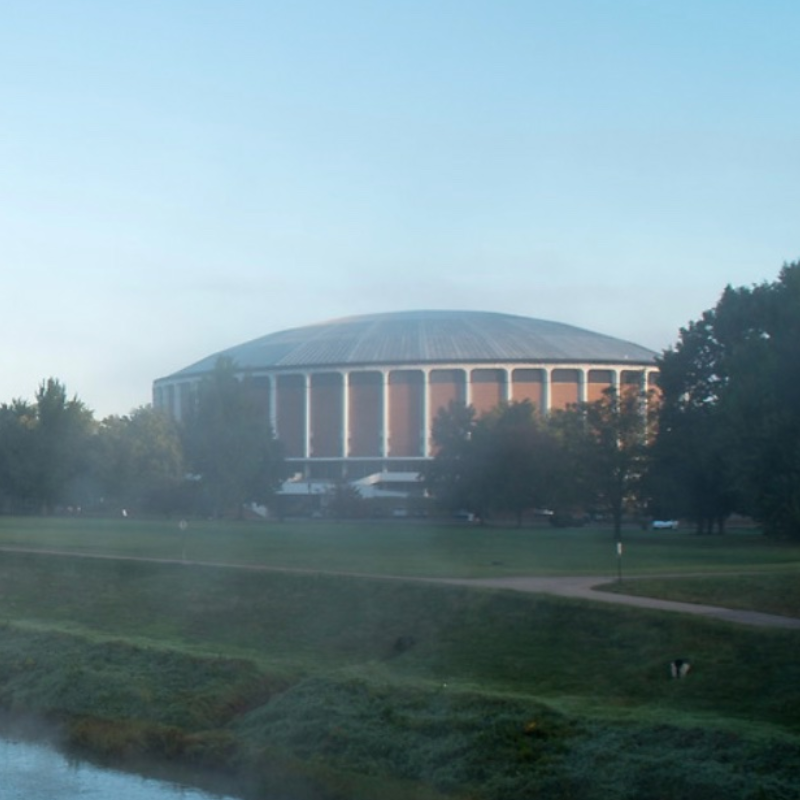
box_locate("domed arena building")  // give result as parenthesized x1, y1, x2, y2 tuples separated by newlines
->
(153, 310, 659, 482)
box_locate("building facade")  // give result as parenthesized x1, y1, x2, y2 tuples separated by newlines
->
(153, 310, 659, 480)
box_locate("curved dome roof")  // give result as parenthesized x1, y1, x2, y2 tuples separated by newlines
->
(165, 310, 657, 379)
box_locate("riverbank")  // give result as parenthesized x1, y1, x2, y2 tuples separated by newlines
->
(1, 550, 799, 798)
(4, 623, 800, 800)
(0, 713, 242, 800)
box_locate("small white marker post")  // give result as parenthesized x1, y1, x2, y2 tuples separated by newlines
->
(616, 540, 623, 582)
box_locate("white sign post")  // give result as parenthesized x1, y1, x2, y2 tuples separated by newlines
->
(179, 519, 188, 561)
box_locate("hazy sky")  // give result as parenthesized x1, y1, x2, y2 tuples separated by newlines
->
(2, 1, 797, 417)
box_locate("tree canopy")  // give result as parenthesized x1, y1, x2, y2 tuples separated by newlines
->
(425, 388, 653, 532)
(0, 380, 95, 514)
(654, 261, 800, 537)
(93, 406, 184, 514)
(0, 364, 288, 520)
(1, 262, 799, 538)
(425, 400, 568, 525)
(554, 387, 652, 540)
(181, 357, 288, 517)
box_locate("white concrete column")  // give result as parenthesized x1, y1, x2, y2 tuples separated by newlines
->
(422, 368, 431, 458)
(269, 375, 278, 435)
(381, 370, 390, 458)
(643, 369, 658, 432)
(341, 371, 350, 458)
(502, 367, 511, 403)
(578, 367, 588, 404)
(464, 367, 473, 407)
(542, 367, 552, 413)
(303, 373, 312, 460)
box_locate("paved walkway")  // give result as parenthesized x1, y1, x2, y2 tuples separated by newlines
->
(433, 575, 800, 630)
(2, 546, 799, 630)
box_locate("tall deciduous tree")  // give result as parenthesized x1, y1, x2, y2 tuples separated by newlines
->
(93, 406, 184, 514)
(0, 400, 38, 512)
(567, 387, 652, 541)
(425, 400, 564, 525)
(472, 401, 564, 526)
(654, 261, 800, 537)
(649, 323, 736, 534)
(30, 379, 95, 514)
(424, 401, 478, 515)
(181, 357, 287, 517)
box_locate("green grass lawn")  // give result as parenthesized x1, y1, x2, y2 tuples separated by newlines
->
(1, 517, 800, 798)
(602, 572, 800, 617)
(0, 547, 798, 729)
(1, 515, 799, 581)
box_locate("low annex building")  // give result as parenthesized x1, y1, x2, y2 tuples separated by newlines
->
(153, 310, 658, 481)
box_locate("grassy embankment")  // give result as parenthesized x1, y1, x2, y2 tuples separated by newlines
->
(0, 517, 799, 799)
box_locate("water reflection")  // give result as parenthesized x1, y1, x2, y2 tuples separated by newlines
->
(0, 733, 241, 800)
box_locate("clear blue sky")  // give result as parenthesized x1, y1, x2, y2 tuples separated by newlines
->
(1, 1, 797, 417)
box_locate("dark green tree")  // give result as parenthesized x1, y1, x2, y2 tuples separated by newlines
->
(425, 400, 564, 525)
(423, 401, 478, 515)
(575, 387, 652, 542)
(716, 263, 800, 536)
(0, 400, 38, 512)
(29, 379, 95, 514)
(651, 300, 739, 533)
(93, 406, 184, 514)
(650, 393, 735, 535)
(181, 357, 287, 517)
(654, 261, 800, 537)
(471, 401, 564, 526)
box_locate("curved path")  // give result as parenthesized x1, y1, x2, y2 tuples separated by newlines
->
(2, 546, 799, 630)
(434, 575, 800, 630)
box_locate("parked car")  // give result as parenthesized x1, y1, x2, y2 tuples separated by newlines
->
(651, 519, 679, 530)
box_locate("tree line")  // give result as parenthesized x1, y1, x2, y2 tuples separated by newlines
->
(0, 359, 287, 518)
(423, 384, 650, 540)
(0, 261, 798, 537)
(425, 260, 800, 539)
(653, 260, 800, 538)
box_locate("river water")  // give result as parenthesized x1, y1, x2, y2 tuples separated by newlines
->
(0, 731, 243, 800)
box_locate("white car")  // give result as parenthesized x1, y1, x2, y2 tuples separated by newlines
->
(651, 519, 679, 530)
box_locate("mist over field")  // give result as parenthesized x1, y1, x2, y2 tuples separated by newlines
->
(0, 520, 799, 798)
